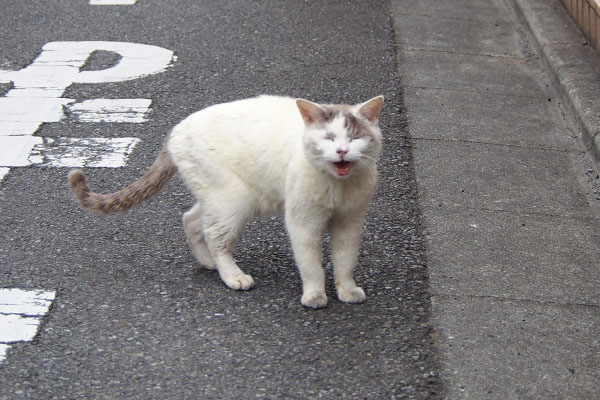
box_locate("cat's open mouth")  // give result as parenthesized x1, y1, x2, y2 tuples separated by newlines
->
(332, 160, 352, 176)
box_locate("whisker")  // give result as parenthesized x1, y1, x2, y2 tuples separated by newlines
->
(355, 157, 376, 175)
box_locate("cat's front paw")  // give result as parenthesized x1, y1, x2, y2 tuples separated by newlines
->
(337, 287, 367, 304)
(301, 292, 328, 309)
(223, 274, 255, 291)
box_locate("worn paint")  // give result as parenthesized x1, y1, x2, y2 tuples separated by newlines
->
(0, 41, 175, 182)
(68, 99, 152, 123)
(0, 289, 55, 363)
(0, 136, 140, 168)
(29, 137, 141, 168)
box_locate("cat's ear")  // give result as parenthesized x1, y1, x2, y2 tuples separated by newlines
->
(296, 99, 326, 125)
(357, 95, 384, 123)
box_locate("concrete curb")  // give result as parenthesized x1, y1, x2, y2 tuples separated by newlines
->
(514, 0, 600, 171)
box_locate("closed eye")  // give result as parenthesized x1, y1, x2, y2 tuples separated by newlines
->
(350, 136, 367, 142)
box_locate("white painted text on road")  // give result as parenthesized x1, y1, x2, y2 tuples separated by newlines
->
(0, 41, 175, 181)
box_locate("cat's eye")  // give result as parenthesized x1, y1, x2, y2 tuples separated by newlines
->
(325, 133, 335, 141)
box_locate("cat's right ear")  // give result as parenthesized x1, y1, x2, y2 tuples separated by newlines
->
(296, 99, 326, 125)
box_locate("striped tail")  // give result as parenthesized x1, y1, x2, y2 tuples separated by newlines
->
(68, 143, 177, 214)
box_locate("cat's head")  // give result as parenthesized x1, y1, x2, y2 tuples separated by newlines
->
(296, 96, 384, 179)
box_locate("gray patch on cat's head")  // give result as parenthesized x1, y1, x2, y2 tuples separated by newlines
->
(318, 104, 375, 140)
(343, 113, 373, 140)
(318, 104, 348, 123)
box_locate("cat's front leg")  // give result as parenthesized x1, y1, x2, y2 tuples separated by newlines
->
(285, 211, 328, 309)
(329, 214, 367, 304)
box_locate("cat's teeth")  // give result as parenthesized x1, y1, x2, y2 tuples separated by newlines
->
(332, 160, 351, 176)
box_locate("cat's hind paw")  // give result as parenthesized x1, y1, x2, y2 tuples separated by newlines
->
(301, 292, 328, 309)
(222, 274, 255, 291)
(337, 287, 367, 304)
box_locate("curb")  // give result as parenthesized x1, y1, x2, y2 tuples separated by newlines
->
(513, 0, 600, 171)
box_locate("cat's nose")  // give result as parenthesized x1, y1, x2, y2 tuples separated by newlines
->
(336, 148, 348, 156)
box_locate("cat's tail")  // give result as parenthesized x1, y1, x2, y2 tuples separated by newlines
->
(68, 142, 177, 214)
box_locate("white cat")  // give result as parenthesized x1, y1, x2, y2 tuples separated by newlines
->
(69, 95, 384, 308)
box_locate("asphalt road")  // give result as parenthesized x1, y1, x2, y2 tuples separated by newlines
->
(0, 1, 443, 398)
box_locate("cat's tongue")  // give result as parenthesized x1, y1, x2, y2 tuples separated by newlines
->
(333, 160, 351, 176)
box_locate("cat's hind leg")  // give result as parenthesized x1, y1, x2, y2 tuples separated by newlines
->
(183, 203, 216, 270)
(202, 197, 255, 291)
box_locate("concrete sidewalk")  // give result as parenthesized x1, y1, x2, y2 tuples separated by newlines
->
(390, 0, 600, 398)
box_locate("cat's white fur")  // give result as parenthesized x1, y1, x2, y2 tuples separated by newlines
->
(70, 95, 384, 309)
(169, 95, 383, 308)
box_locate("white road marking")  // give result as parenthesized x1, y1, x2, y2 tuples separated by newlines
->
(0, 41, 174, 132)
(0, 41, 175, 183)
(0, 344, 9, 361)
(0, 122, 42, 136)
(0, 315, 43, 343)
(0, 137, 140, 168)
(29, 137, 141, 168)
(90, 0, 137, 4)
(0, 168, 9, 181)
(0, 289, 55, 363)
(0, 136, 43, 167)
(0, 41, 174, 88)
(68, 99, 152, 123)
(0, 97, 73, 127)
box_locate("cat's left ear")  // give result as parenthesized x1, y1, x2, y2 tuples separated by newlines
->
(357, 95, 384, 123)
(296, 99, 326, 125)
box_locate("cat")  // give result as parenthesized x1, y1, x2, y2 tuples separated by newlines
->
(69, 94, 384, 309)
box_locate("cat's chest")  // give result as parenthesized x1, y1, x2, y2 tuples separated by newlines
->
(327, 181, 372, 213)
(287, 171, 373, 215)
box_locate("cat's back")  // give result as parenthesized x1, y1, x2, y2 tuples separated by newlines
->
(171, 96, 302, 156)
(168, 95, 303, 193)
(173, 95, 301, 144)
